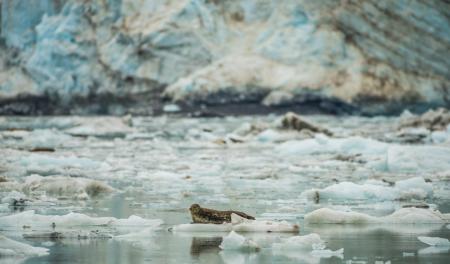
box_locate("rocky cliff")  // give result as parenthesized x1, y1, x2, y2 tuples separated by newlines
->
(0, 0, 449, 115)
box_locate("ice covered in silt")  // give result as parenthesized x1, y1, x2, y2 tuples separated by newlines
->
(0, 114, 449, 263)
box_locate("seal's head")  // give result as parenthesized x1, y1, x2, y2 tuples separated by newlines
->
(189, 204, 201, 214)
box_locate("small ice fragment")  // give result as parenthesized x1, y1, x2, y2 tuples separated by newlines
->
(219, 231, 259, 251)
(163, 104, 181, 112)
(402, 252, 415, 257)
(272, 233, 324, 251)
(41, 241, 55, 247)
(311, 248, 344, 258)
(418, 236, 450, 247)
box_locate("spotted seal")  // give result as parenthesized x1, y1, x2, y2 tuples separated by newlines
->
(189, 204, 255, 224)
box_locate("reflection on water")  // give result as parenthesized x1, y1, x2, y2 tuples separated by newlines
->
(17, 216, 450, 264)
(190, 237, 222, 257)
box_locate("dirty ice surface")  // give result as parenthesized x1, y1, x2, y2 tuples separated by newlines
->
(0, 114, 450, 264)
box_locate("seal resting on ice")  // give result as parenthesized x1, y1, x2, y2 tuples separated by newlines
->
(189, 204, 255, 224)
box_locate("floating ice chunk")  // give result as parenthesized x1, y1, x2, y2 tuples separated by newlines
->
(272, 233, 324, 251)
(19, 175, 114, 200)
(301, 177, 432, 202)
(23, 230, 113, 239)
(231, 213, 300, 233)
(65, 117, 134, 138)
(114, 227, 159, 240)
(219, 231, 259, 251)
(0, 210, 162, 229)
(311, 248, 344, 258)
(276, 135, 389, 156)
(273, 233, 343, 260)
(20, 154, 104, 172)
(418, 246, 450, 255)
(402, 252, 415, 257)
(256, 129, 311, 143)
(418, 236, 450, 247)
(305, 208, 376, 224)
(0, 235, 49, 257)
(386, 145, 450, 173)
(163, 104, 181, 112)
(0, 191, 31, 206)
(171, 214, 299, 233)
(305, 208, 450, 224)
(431, 131, 449, 143)
(22, 129, 72, 149)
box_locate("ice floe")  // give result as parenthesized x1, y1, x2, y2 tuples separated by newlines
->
(385, 145, 450, 173)
(276, 135, 389, 156)
(272, 233, 343, 260)
(301, 177, 432, 202)
(0, 210, 163, 229)
(277, 135, 450, 173)
(272, 233, 324, 251)
(1, 175, 114, 200)
(172, 213, 299, 233)
(305, 207, 450, 224)
(64, 117, 134, 138)
(0, 235, 49, 257)
(418, 236, 450, 247)
(18, 153, 106, 175)
(219, 231, 260, 251)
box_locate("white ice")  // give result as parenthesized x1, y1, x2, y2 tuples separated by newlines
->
(417, 236, 450, 247)
(272, 233, 324, 251)
(0, 235, 49, 257)
(272, 233, 343, 260)
(172, 213, 299, 233)
(64, 117, 134, 137)
(219, 231, 260, 251)
(0, 210, 162, 229)
(19, 153, 106, 176)
(305, 207, 450, 224)
(301, 177, 432, 202)
(276, 134, 450, 173)
(276, 135, 389, 156)
(2, 175, 114, 200)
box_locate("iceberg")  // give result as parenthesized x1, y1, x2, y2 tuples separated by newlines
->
(305, 207, 450, 224)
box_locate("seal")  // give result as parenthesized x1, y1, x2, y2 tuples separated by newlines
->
(189, 204, 255, 224)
